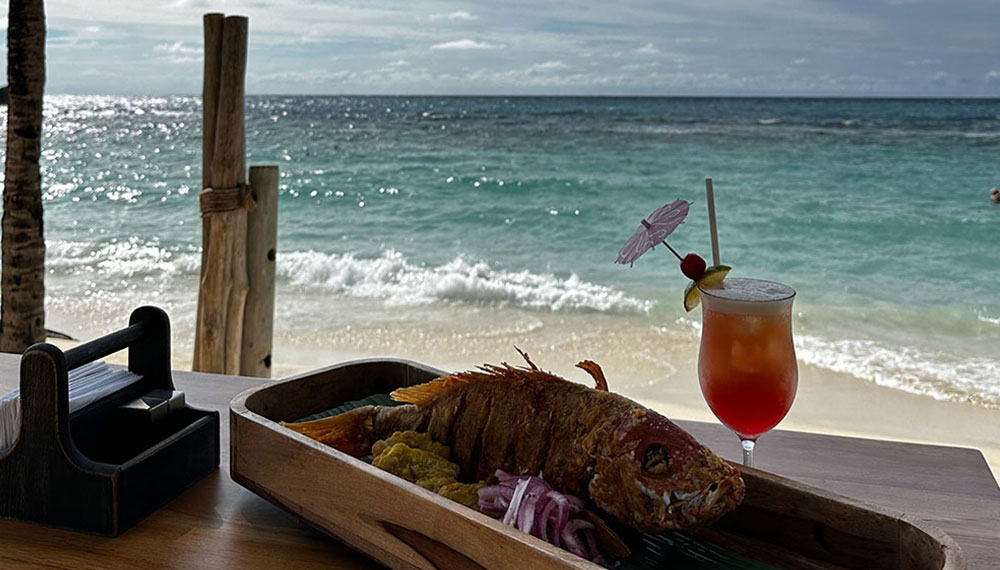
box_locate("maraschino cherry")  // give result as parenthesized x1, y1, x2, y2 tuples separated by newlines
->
(680, 253, 706, 280)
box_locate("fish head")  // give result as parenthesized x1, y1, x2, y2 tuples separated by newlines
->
(588, 408, 745, 532)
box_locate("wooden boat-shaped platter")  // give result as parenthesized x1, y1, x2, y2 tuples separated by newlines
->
(229, 359, 966, 570)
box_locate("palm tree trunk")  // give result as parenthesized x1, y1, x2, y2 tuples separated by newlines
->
(1, 0, 46, 353)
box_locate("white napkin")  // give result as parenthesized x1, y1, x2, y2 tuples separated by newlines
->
(0, 362, 142, 450)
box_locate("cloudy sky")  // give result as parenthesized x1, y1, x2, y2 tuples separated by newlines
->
(12, 0, 1000, 96)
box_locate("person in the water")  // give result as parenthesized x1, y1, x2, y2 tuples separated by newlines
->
(992, 188, 1000, 204)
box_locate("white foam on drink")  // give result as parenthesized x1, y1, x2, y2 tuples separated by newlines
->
(700, 278, 795, 316)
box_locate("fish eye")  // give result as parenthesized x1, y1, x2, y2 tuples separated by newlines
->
(642, 444, 670, 475)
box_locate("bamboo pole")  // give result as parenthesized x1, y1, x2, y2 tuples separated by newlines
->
(194, 13, 223, 369)
(241, 165, 279, 377)
(194, 15, 250, 374)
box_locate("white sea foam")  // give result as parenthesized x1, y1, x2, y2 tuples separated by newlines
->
(977, 311, 1000, 326)
(610, 124, 707, 136)
(47, 239, 201, 278)
(796, 334, 1000, 408)
(277, 249, 652, 313)
(46, 239, 649, 314)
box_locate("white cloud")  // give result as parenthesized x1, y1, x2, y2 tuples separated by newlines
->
(160, 56, 200, 65)
(792, 58, 809, 65)
(466, 65, 743, 89)
(152, 41, 201, 64)
(153, 41, 199, 55)
(388, 59, 409, 67)
(929, 71, 948, 85)
(251, 68, 357, 84)
(985, 70, 1000, 83)
(528, 61, 569, 71)
(431, 39, 505, 50)
(620, 62, 659, 71)
(634, 43, 660, 55)
(429, 11, 477, 21)
(905, 58, 941, 66)
(674, 37, 714, 45)
(77, 69, 120, 78)
(49, 39, 100, 50)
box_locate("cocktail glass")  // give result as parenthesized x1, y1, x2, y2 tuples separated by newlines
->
(697, 278, 797, 467)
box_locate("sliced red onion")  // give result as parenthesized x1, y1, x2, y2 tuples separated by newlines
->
(566, 494, 585, 512)
(518, 493, 537, 534)
(561, 519, 592, 558)
(494, 469, 515, 481)
(582, 522, 601, 561)
(537, 498, 555, 542)
(544, 490, 570, 547)
(476, 471, 609, 565)
(477, 484, 515, 515)
(502, 477, 531, 526)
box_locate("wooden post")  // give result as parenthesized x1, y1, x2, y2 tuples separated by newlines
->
(194, 15, 250, 375)
(241, 165, 278, 377)
(193, 13, 223, 368)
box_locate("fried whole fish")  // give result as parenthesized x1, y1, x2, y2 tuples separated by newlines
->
(284, 353, 745, 532)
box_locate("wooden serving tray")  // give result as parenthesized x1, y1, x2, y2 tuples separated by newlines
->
(229, 359, 966, 570)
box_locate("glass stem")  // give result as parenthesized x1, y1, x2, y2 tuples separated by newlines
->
(741, 438, 756, 467)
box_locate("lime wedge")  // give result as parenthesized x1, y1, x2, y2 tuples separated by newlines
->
(683, 265, 731, 312)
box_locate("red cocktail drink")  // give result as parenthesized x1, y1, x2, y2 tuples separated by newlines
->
(698, 278, 796, 466)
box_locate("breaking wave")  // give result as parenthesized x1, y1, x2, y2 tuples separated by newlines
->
(277, 249, 652, 314)
(796, 334, 1000, 408)
(46, 239, 650, 314)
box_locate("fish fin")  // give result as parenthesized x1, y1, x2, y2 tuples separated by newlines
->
(576, 360, 609, 391)
(390, 376, 468, 405)
(282, 405, 378, 457)
(514, 346, 540, 370)
(514, 346, 539, 370)
(393, 349, 565, 405)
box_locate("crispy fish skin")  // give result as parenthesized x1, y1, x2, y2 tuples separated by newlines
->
(284, 358, 745, 533)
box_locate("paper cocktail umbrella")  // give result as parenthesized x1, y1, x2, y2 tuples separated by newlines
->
(615, 199, 692, 266)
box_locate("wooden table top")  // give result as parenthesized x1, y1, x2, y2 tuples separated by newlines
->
(0, 353, 997, 570)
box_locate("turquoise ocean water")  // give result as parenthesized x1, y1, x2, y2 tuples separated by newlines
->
(15, 95, 1000, 407)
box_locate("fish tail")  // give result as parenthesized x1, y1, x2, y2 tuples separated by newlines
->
(282, 405, 378, 457)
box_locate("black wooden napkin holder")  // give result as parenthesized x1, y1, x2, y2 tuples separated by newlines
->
(0, 306, 219, 536)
